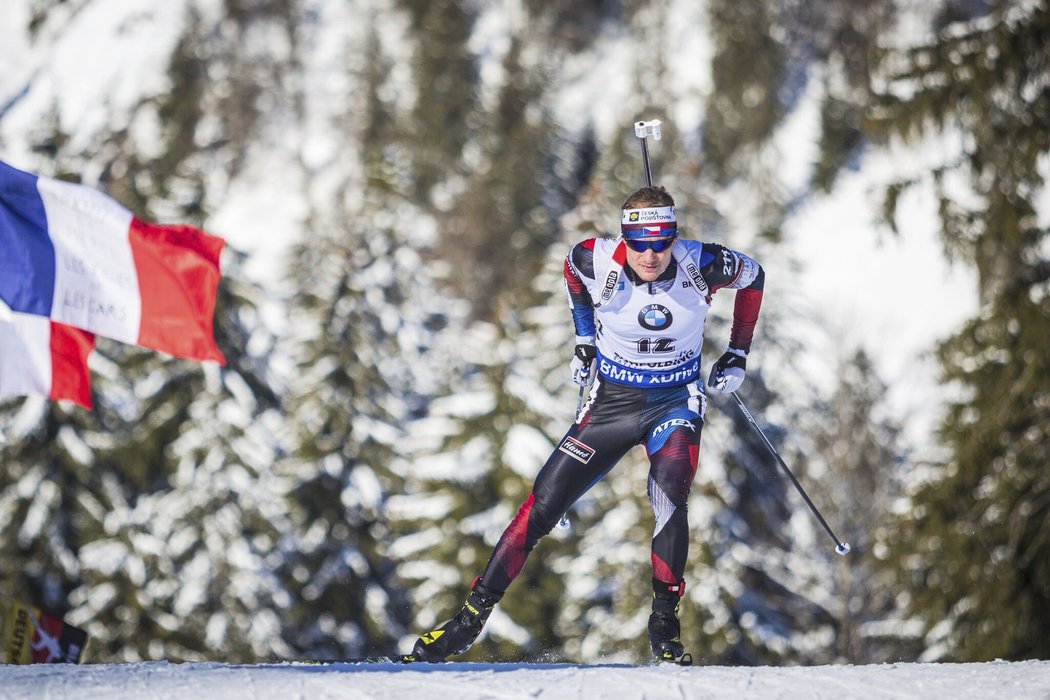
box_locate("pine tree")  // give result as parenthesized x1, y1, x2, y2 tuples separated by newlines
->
(0, 401, 97, 619)
(274, 3, 459, 658)
(67, 298, 293, 663)
(871, 1, 1050, 661)
(807, 350, 915, 663)
(780, 0, 898, 192)
(4, 0, 947, 666)
(702, 0, 787, 184)
(399, 0, 478, 199)
(387, 19, 575, 660)
(0, 272, 291, 663)
(2, 2, 301, 662)
(277, 185, 441, 659)
(654, 0, 841, 665)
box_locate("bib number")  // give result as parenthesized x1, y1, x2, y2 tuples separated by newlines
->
(637, 337, 676, 354)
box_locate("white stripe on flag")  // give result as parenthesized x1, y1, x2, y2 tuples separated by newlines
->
(0, 313, 52, 402)
(37, 176, 142, 344)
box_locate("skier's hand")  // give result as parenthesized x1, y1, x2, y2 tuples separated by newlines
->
(707, 347, 747, 393)
(571, 339, 597, 386)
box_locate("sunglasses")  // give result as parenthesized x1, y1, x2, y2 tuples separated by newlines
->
(624, 236, 676, 253)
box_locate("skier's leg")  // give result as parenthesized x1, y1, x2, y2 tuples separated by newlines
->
(645, 411, 702, 585)
(644, 391, 705, 661)
(478, 418, 634, 592)
(413, 383, 639, 662)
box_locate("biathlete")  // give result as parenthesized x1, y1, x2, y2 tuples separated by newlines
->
(412, 185, 764, 663)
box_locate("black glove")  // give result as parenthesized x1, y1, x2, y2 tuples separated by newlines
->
(571, 341, 597, 386)
(707, 347, 747, 393)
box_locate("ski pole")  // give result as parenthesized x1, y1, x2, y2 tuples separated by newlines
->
(575, 375, 591, 419)
(568, 120, 660, 523)
(565, 118, 659, 529)
(731, 391, 851, 556)
(561, 380, 594, 531)
(634, 119, 662, 187)
(578, 120, 658, 420)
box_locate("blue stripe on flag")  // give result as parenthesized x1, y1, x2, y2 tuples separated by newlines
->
(0, 160, 56, 317)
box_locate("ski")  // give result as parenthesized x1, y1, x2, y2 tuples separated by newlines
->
(288, 654, 420, 665)
(290, 651, 693, 666)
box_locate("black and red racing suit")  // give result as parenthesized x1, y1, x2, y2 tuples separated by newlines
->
(476, 238, 764, 595)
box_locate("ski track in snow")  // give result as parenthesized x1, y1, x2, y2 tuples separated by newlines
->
(1, 660, 1049, 700)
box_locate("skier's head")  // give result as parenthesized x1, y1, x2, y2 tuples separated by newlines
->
(622, 186, 674, 212)
(621, 186, 677, 282)
(620, 186, 677, 244)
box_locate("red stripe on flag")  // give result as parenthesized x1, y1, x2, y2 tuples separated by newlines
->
(128, 219, 226, 364)
(49, 322, 94, 409)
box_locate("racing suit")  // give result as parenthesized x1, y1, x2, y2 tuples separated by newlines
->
(477, 237, 764, 593)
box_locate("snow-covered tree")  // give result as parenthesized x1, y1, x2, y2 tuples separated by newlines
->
(806, 349, 914, 663)
(8, 0, 1035, 667)
(870, 0, 1050, 661)
(1, 2, 298, 662)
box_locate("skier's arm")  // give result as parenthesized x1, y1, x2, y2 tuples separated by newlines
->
(728, 259, 763, 354)
(564, 240, 597, 340)
(704, 246, 764, 393)
(565, 241, 598, 384)
(699, 244, 764, 353)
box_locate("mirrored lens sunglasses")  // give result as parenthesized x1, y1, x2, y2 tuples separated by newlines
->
(624, 236, 676, 253)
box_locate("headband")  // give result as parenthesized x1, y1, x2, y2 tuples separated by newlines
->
(621, 206, 677, 239)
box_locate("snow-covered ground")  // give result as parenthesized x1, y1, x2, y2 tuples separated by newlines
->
(2, 660, 1049, 699)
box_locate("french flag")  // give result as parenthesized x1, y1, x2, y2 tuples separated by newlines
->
(0, 310, 94, 409)
(0, 160, 225, 364)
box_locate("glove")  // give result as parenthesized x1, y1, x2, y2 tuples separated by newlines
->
(707, 347, 747, 393)
(571, 338, 597, 386)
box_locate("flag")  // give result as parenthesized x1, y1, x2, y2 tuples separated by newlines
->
(0, 160, 225, 363)
(0, 593, 88, 664)
(0, 309, 94, 408)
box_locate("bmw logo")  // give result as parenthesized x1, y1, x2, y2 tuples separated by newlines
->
(639, 304, 673, 330)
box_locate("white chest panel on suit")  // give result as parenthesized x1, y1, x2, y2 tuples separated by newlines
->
(583, 238, 710, 388)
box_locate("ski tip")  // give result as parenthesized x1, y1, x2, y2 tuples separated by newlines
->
(352, 655, 420, 664)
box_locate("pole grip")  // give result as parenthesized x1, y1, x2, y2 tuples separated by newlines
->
(634, 119, 661, 188)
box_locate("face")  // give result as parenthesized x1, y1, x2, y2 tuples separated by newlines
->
(624, 238, 675, 282)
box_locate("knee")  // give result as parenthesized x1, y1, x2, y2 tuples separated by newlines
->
(527, 493, 563, 537)
(648, 473, 693, 510)
(505, 492, 561, 550)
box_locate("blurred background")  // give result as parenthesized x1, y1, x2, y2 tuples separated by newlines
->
(0, 0, 1047, 665)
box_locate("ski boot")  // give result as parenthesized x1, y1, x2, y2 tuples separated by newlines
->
(412, 579, 503, 662)
(649, 580, 691, 665)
